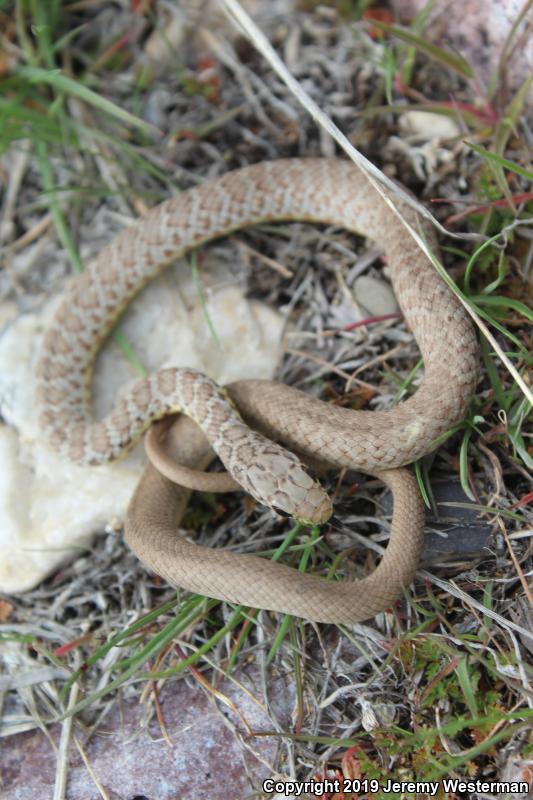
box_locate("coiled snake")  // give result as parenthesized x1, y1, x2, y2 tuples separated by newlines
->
(36, 159, 479, 624)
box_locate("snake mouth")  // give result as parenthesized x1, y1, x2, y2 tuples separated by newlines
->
(271, 503, 331, 527)
(271, 506, 292, 520)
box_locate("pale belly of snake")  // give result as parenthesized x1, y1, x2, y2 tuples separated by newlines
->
(36, 159, 479, 624)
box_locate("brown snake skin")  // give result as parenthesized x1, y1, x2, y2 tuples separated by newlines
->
(36, 159, 479, 623)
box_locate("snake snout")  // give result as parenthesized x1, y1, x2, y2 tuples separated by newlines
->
(269, 484, 332, 526)
(285, 484, 333, 526)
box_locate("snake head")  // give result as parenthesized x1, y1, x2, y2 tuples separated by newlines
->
(228, 436, 332, 525)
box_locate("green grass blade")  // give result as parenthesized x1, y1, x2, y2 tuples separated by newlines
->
(135, 607, 247, 681)
(368, 20, 474, 78)
(480, 337, 510, 411)
(439, 501, 525, 523)
(190, 250, 221, 348)
(414, 460, 432, 509)
(266, 526, 321, 664)
(35, 139, 84, 272)
(463, 232, 501, 294)
(455, 657, 478, 717)
(16, 66, 160, 137)
(226, 522, 307, 670)
(481, 248, 506, 295)
(459, 428, 475, 501)
(465, 141, 533, 182)
(471, 294, 533, 321)
(58, 595, 186, 698)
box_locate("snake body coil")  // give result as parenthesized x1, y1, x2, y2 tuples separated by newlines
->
(36, 159, 479, 623)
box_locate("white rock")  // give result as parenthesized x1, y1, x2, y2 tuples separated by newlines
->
(352, 275, 399, 318)
(399, 110, 461, 142)
(0, 256, 284, 594)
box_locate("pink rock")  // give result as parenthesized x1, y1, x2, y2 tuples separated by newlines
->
(391, 0, 533, 110)
(2, 667, 293, 800)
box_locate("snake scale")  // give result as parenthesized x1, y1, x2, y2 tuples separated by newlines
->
(36, 159, 479, 623)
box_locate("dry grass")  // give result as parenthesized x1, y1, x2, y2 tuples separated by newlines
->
(0, 1, 532, 797)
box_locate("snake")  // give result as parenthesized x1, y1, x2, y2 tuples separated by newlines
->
(36, 159, 479, 624)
